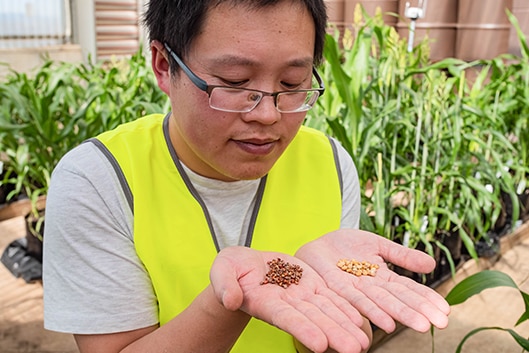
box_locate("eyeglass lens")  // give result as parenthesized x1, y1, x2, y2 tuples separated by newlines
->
(209, 88, 319, 113)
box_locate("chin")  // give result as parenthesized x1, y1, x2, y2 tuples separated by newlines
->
(225, 167, 271, 181)
(218, 160, 276, 181)
(227, 172, 267, 181)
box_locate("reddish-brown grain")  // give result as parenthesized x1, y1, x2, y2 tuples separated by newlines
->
(260, 258, 303, 288)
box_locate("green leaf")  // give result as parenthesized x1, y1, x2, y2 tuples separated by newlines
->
(507, 9, 529, 59)
(516, 291, 529, 326)
(445, 270, 518, 306)
(455, 327, 529, 353)
(447, 272, 529, 352)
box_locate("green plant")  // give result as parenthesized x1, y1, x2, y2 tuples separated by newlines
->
(504, 10, 529, 173)
(0, 49, 169, 211)
(305, 6, 528, 281)
(439, 270, 529, 352)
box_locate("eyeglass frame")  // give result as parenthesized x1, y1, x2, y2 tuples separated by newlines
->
(163, 42, 325, 113)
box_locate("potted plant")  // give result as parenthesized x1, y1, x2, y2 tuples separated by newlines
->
(306, 8, 529, 287)
(0, 49, 170, 280)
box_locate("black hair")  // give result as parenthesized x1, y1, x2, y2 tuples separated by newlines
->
(143, 0, 328, 69)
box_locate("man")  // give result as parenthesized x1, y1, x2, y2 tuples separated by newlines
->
(43, 1, 450, 352)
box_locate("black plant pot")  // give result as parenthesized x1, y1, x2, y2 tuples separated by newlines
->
(520, 187, 529, 222)
(0, 182, 17, 205)
(391, 230, 464, 288)
(0, 237, 42, 283)
(491, 187, 529, 239)
(474, 232, 501, 259)
(0, 169, 26, 206)
(492, 191, 511, 237)
(0, 211, 44, 283)
(24, 211, 44, 263)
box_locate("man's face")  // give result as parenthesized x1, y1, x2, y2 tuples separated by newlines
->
(165, 2, 316, 181)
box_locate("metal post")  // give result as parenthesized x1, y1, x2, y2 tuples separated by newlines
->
(404, 0, 428, 53)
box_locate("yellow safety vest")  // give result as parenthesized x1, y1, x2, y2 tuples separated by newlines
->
(95, 114, 343, 352)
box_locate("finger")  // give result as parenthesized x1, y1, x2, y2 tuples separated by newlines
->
(210, 256, 244, 311)
(328, 275, 397, 333)
(393, 273, 451, 316)
(287, 296, 364, 353)
(267, 300, 329, 353)
(359, 281, 432, 332)
(358, 272, 450, 332)
(385, 283, 449, 330)
(318, 287, 365, 327)
(307, 290, 370, 350)
(377, 236, 437, 273)
(387, 276, 450, 329)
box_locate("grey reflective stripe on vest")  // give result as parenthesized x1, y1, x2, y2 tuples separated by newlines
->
(86, 114, 343, 252)
(164, 115, 221, 252)
(328, 136, 344, 200)
(161, 114, 267, 252)
(87, 138, 134, 214)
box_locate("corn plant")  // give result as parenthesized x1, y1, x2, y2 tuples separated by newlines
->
(306, 6, 528, 276)
(0, 60, 86, 203)
(432, 270, 529, 352)
(477, 10, 529, 227)
(0, 49, 169, 212)
(505, 10, 529, 172)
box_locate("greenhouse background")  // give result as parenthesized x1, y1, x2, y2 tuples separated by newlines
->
(0, 0, 528, 77)
(0, 0, 529, 353)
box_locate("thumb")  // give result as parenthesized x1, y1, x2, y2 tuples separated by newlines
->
(210, 255, 244, 311)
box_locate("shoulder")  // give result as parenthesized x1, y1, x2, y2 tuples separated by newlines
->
(97, 114, 166, 144)
(329, 137, 357, 176)
(53, 140, 116, 176)
(48, 140, 133, 236)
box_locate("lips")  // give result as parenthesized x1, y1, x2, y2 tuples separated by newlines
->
(233, 138, 278, 155)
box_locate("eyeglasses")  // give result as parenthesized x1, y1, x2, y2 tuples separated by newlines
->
(163, 43, 325, 113)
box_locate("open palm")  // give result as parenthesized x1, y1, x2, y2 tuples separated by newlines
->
(210, 246, 370, 353)
(295, 229, 451, 334)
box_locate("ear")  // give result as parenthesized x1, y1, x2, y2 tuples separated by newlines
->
(151, 40, 172, 95)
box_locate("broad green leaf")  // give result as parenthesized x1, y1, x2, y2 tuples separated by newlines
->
(455, 327, 529, 353)
(446, 270, 518, 306)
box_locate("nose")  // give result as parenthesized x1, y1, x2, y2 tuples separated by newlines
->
(241, 95, 281, 125)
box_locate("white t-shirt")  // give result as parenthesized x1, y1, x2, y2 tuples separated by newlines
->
(42, 133, 361, 334)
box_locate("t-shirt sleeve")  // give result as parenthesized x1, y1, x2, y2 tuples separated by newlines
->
(333, 138, 361, 229)
(43, 142, 159, 334)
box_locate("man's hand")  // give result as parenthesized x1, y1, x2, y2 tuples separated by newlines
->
(295, 229, 451, 334)
(210, 246, 370, 353)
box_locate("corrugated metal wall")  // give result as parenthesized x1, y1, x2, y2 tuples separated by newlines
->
(95, 0, 140, 60)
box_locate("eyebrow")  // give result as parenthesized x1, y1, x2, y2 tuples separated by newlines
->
(208, 55, 314, 68)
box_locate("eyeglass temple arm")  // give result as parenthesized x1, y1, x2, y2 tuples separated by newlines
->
(165, 42, 324, 96)
(312, 67, 325, 96)
(163, 43, 209, 91)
